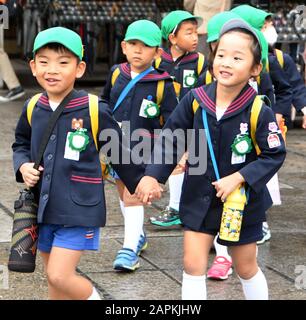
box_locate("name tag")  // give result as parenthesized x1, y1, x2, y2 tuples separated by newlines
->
(64, 132, 80, 161)
(139, 99, 151, 118)
(231, 152, 246, 165)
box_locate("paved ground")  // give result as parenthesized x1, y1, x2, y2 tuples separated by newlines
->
(0, 80, 306, 300)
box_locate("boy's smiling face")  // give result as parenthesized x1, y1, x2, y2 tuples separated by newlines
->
(121, 40, 161, 73)
(30, 47, 86, 102)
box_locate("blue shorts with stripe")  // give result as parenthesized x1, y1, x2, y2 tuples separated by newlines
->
(37, 224, 100, 253)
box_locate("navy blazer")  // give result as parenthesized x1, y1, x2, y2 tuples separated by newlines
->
(145, 82, 286, 231)
(12, 90, 144, 227)
(155, 48, 207, 101)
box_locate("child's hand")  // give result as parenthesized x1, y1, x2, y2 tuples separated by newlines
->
(19, 163, 44, 188)
(212, 172, 245, 202)
(135, 176, 163, 205)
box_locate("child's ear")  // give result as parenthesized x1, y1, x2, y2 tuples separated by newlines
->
(154, 47, 163, 60)
(76, 61, 86, 79)
(168, 33, 176, 46)
(29, 59, 36, 77)
(251, 62, 263, 78)
(121, 41, 127, 55)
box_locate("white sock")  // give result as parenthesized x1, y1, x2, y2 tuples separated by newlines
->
(87, 287, 101, 300)
(123, 206, 144, 252)
(119, 199, 125, 218)
(214, 235, 232, 261)
(238, 268, 268, 300)
(182, 271, 207, 300)
(168, 173, 184, 211)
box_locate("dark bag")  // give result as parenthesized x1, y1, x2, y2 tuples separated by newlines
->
(8, 91, 75, 273)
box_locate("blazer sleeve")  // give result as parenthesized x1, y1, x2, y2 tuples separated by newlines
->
(258, 72, 275, 110)
(12, 100, 32, 183)
(160, 80, 178, 123)
(97, 101, 145, 194)
(239, 104, 286, 193)
(100, 65, 117, 103)
(145, 91, 195, 183)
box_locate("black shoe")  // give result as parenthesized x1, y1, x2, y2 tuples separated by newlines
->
(0, 86, 25, 102)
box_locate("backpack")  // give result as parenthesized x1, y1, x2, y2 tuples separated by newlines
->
(26, 93, 111, 179)
(192, 95, 265, 155)
(111, 66, 166, 126)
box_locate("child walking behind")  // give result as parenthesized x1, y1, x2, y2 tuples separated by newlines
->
(12, 27, 143, 300)
(101, 20, 177, 271)
(136, 19, 286, 300)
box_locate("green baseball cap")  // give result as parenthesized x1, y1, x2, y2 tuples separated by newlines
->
(161, 10, 203, 40)
(124, 20, 161, 47)
(33, 27, 83, 60)
(231, 5, 272, 30)
(207, 11, 240, 43)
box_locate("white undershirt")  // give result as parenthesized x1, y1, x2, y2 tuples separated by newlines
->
(216, 106, 226, 121)
(49, 100, 60, 111)
(131, 71, 139, 79)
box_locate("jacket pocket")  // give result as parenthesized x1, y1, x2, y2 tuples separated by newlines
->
(70, 173, 102, 206)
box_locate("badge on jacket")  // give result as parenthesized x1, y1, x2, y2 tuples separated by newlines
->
(231, 123, 252, 164)
(183, 70, 197, 88)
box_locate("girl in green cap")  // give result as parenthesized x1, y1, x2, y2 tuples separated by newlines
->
(136, 18, 286, 300)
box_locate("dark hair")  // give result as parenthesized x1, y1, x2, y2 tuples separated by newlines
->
(34, 43, 80, 63)
(208, 28, 261, 75)
(173, 18, 198, 36)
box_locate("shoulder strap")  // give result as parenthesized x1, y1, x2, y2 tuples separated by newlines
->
(192, 98, 200, 114)
(111, 67, 120, 87)
(266, 59, 270, 73)
(155, 57, 162, 69)
(205, 70, 213, 85)
(274, 49, 284, 69)
(88, 94, 99, 151)
(26, 93, 43, 126)
(197, 53, 205, 76)
(250, 95, 263, 156)
(255, 75, 261, 86)
(156, 80, 165, 106)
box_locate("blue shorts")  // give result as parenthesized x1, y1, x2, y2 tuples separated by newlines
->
(37, 224, 100, 253)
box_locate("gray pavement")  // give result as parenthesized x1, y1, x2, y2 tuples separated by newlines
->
(0, 87, 306, 300)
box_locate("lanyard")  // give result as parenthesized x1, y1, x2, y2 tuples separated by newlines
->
(113, 66, 154, 113)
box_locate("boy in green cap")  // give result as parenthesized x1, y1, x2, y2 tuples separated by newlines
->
(101, 20, 177, 272)
(12, 26, 146, 299)
(149, 10, 207, 228)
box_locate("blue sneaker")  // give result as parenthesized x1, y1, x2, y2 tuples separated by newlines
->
(136, 234, 148, 255)
(113, 248, 139, 271)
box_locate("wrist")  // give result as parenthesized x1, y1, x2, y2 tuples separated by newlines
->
(235, 172, 245, 184)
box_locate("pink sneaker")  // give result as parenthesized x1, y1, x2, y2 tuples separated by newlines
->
(207, 256, 233, 280)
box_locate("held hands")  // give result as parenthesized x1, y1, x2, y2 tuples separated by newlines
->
(135, 176, 163, 205)
(212, 172, 245, 202)
(19, 163, 44, 188)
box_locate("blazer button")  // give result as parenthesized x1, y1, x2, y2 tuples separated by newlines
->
(43, 194, 48, 201)
(47, 154, 53, 160)
(203, 196, 210, 202)
(45, 174, 51, 181)
(50, 134, 56, 141)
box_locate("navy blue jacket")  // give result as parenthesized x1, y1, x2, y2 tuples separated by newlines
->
(268, 54, 293, 116)
(154, 48, 207, 101)
(12, 90, 144, 227)
(197, 70, 275, 109)
(145, 82, 286, 232)
(282, 53, 306, 112)
(102, 63, 177, 151)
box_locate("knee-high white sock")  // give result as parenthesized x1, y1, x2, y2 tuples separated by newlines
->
(168, 173, 184, 211)
(182, 271, 207, 300)
(123, 206, 144, 252)
(214, 235, 232, 261)
(87, 287, 101, 300)
(238, 268, 268, 300)
(119, 199, 125, 218)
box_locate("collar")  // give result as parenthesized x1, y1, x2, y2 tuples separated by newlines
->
(119, 63, 171, 81)
(192, 82, 257, 120)
(37, 90, 89, 112)
(160, 48, 200, 65)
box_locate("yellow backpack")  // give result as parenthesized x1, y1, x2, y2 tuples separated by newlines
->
(192, 95, 264, 155)
(26, 93, 110, 179)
